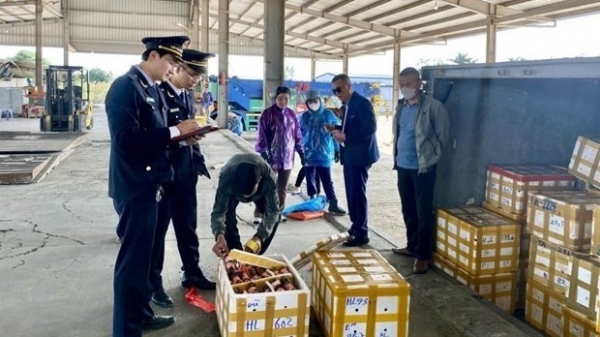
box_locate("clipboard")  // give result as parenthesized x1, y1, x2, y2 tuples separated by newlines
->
(171, 125, 220, 142)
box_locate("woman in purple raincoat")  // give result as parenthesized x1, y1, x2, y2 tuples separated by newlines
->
(255, 86, 305, 220)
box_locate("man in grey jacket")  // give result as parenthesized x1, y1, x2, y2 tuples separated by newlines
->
(391, 67, 450, 274)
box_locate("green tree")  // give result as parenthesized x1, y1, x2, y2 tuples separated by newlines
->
(88, 68, 112, 83)
(507, 57, 527, 62)
(9, 49, 50, 65)
(448, 53, 477, 65)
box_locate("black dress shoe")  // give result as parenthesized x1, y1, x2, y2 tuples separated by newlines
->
(142, 314, 175, 331)
(151, 289, 173, 308)
(342, 235, 370, 247)
(181, 273, 216, 290)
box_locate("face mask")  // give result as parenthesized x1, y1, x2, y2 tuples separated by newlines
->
(308, 102, 320, 111)
(401, 87, 417, 100)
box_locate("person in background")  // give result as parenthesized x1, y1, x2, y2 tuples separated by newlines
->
(290, 166, 320, 196)
(148, 49, 216, 310)
(255, 86, 305, 223)
(106, 35, 198, 336)
(201, 85, 214, 115)
(330, 74, 379, 247)
(391, 67, 449, 274)
(210, 153, 282, 257)
(299, 90, 346, 215)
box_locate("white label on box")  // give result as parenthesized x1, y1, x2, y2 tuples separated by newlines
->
(243, 319, 265, 332)
(534, 210, 545, 228)
(549, 214, 565, 235)
(500, 234, 516, 243)
(578, 266, 592, 284)
(530, 304, 543, 324)
(375, 322, 398, 337)
(496, 281, 512, 292)
(500, 260, 512, 268)
(501, 196, 512, 207)
(534, 268, 550, 280)
(376, 296, 398, 314)
(479, 284, 491, 295)
(356, 259, 378, 265)
(336, 267, 358, 273)
(448, 222, 458, 235)
(345, 297, 369, 316)
(437, 231, 445, 239)
(481, 261, 495, 270)
(548, 296, 563, 313)
(327, 252, 347, 258)
(437, 217, 446, 229)
(581, 144, 598, 163)
(343, 322, 367, 336)
(459, 229, 470, 241)
(578, 163, 592, 176)
(370, 274, 393, 282)
(489, 192, 499, 202)
(535, 255, 550, 267)
(436, 242, 446, 251)
(555, 261, 570, 274)
(246, 297, 267, 312)
(576, 286, 591, 307)
(352, 252, 374, 258)
(500, 247, 515, 256)
(532, 287, 544, 302)
(459, 255, 468, 266)
(273, 317, 297, 330)
(546, 313, 562, 336)
(555, 275, 570, 291)
(448, 236, 457, 247)
(502, 185, 513, 195)
(594, 170, 600, 184)
(448, 248, 457, 259)
(569, 223, 581, 240)
(572, 140, 581, 159)
(482, 235, 496, 245)
(331, 259, 351, 266)
(363, 266, 386, 273)
(340, 275, 364, 283)
(490, 182, 499, 191)
(482, 249, 495, 257)
(459, 243, 469, 254)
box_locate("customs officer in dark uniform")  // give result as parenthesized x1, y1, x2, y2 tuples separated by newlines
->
(149, 49, 217, 308)
(105, 35, 200, 337)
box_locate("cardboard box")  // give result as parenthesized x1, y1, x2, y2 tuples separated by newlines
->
(431, 251, 457, 278)
(312, 250, 410, 337)
(486, 164, 574, 215)
(525, 278, 565, 337)
(566, 254, 600, 320)
(527, 191, 600, 251)
(456, 267, 517, 314)
(591, 205, 600, 257)
(215, 252, 310, 337)
(562, 305, 598, 337)
(528, 236, 577, 295)
(569, 136, 600, 189)
(437, 206, 520, 275)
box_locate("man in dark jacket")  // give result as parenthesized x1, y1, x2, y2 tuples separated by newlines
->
(210, 153, 282, 257)
(148, 49, 216, 309)
(105, 35, 200, 337)
(330, 74, 380, 247)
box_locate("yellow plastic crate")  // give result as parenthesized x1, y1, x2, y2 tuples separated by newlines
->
(312, 250, 410, 337)
(215, 252, 310, 337)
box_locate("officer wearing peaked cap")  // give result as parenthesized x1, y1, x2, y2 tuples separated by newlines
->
(105, 35, 200, 337)
(149, 49, 216, 307)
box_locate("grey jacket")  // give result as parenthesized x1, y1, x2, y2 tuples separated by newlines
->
(210, 153, 280, 240)
(392, 93, 450, 173)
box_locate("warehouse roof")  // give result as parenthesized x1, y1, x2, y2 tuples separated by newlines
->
(0, 0, 598, 59)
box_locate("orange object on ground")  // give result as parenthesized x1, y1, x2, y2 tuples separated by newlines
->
(286, 211, 324, 221)
(184, 287, 216, 313)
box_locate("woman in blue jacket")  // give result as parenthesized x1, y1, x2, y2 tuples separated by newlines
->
(299, 90, 346, 215)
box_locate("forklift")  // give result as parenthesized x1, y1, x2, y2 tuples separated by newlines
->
(40, 65, 94, 132)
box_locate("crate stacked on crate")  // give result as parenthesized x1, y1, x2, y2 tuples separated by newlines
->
(311, 250, 411, 337)
(525, 190, 600, 336)
(435, 206, 520, 313)
(481, 164, 575, 311)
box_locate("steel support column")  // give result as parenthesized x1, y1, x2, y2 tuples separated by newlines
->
(217, 0, 229, 129)
(486, 5, 497, 63)
(310, 57, 316, 81)
(342, 47, 349, 74)
(190, 0, 200, 49)
(62, 0, 69, 65)
(263, 0, 284, 104)
(392, 37, 401, 113)
(35, 0, 43, 89)
(201, 0, 209, 52)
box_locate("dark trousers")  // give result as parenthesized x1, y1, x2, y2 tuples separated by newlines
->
(397, 165, 437, 261)
(255, 169, 291, 217)
(112, 192, 159, 337)
(295, 166, 321, 193)
(305, 166, 336, 200)
(226, 196, 281, 254)
(150, 151, 201, 291)
(343, 164, 370, 238)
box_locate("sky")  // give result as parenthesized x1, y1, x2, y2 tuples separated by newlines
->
(0, 12, 598, 80)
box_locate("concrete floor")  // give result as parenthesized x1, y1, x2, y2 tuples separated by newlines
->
(0, 109, 543, 337)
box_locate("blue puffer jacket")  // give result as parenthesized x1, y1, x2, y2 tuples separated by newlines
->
(299, 101, 340, 168)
